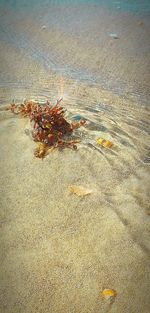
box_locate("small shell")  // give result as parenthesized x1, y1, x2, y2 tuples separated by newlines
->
(109, 33, 119, 39)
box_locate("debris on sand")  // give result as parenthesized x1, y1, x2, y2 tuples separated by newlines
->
(69, 185, 93, 197)
(97, 137, 113, 148)
(101, 288, 117, 304)
(10, 99, 86, 158)
(109, 33, 119, 39)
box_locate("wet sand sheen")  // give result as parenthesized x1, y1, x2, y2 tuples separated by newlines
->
(0, 4, 150, 104)
(0, 2, 150, 313)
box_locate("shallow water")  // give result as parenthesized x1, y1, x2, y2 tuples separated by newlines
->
(0, 1, 150, 156)
(1, 0, 150, 13)
(0, 0, 150, 194)
(0, 0, 150, 101)
(0, 4, 149, 178)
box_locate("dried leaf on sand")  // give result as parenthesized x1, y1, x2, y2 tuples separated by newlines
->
(34, 143, 53, 158)
(101, 288, 117, 300)
(69, 185, 93, 197)
(97, 138, 113, 148)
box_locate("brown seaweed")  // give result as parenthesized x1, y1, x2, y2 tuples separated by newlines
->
(10, 99, 86, 157)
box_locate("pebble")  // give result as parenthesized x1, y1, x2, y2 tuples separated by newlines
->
(41, 25, 46, 30)
(109, 33, 119, 39)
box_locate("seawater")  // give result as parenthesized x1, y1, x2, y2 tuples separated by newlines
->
(0, 0, 150, 104)
(1, 0, 150, 13)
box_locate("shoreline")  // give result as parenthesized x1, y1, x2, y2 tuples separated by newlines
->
(0, 5, 150, 105)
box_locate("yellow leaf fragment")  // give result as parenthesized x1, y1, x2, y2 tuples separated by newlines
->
(103, 140, 113, 148)
(34, 143, 50, 158)
(97, 138, 104, 145)
(101, 288, 117, 299)
(69, 185, 93, 197)
(97, 138, 113, 148)
(45, 123, 52, 129)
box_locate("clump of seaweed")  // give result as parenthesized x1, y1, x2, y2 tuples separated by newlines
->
(10, 98, 86, 158)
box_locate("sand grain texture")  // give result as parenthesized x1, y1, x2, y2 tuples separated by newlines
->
(0, 107, 150, 313)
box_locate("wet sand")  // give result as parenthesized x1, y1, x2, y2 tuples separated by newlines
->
(0, 78, 150, 313)
(0, 3, 150, 313)
(0, 4, 150, 104)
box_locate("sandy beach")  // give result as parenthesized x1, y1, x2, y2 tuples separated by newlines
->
(1, 82, 150, 312)
(0, 1, 150, 313)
